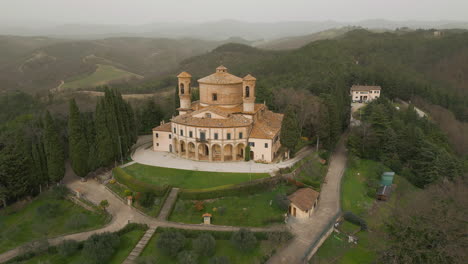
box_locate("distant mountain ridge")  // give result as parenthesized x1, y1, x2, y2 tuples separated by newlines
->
(1, 19, 468, 40)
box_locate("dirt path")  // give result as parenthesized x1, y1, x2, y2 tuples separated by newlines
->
(267, 134, 348, 264)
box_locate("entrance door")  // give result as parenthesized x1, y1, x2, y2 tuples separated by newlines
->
(169, 144, 172, 152)
(293, 207, 296, 217)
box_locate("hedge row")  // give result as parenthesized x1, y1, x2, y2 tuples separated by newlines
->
(5, 223, 149, 264)
(178, 176, 285, 200)
(156, 227, 292, 241)
(113, 167, 170, 195)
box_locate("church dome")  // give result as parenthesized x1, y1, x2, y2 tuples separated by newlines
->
(198, 66, 243, 85)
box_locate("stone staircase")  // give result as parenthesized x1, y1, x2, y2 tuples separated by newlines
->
(122, 226, 157, 264)
(157, 188, 179, 220)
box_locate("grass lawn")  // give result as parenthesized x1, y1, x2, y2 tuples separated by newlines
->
(169, 184, 294, 227)
(123, 163, 269, 189)
(19, 229, 146, 264)
(140, 233, 275, 264)
(62, 64, 142, 90)
(312, 157, 419, 264)
(106, 181, 165, 217)
(0, 192, 108, 254)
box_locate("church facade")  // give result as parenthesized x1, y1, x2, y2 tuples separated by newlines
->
(152, 66, 283, 163)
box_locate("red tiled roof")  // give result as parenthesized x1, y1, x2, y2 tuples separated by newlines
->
(152, 122, 172, 132)
(350, 85, 381, 91)
(250, 111, 284, 139)
(288, 188, 320, 211)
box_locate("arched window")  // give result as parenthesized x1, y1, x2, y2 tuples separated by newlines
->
(245, 86, 250, 98)
(180, 83, 185, 94)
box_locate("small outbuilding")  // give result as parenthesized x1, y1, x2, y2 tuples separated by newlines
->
(202, 213, 212, 225)
(287, 188, 320, 219)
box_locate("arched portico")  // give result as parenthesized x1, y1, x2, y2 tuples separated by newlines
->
(212, 144, 222, 161)
(223, 144, 233, 161)
(188, 142, 196, 159)
(236, 143, 245, 161)
(198, 143, 209, 161)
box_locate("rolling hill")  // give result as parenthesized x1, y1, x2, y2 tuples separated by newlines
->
(0, 36, 249, 95)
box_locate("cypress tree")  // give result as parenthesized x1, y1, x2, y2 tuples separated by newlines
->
(280, 106, 300, 156)
(68, 99, 89, 177)
(95, 100, 115, 166)
(43, 111, 65, 183)
(174, 84, 180, 115)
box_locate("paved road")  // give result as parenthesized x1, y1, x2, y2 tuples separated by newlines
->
(267, 134, 348, 264)
(132, 143, 314, 173)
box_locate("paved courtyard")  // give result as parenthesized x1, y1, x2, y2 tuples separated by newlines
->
(132, 141, 313, 173)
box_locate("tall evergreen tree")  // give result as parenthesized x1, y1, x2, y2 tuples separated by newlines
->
(68, 99, 89, 177)
(280, 106, 300, 155)
(43, 111, 65, 183)
(95, 100, 115, 166)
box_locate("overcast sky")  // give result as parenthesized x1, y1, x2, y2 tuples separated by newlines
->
(1, 0, 467, 25)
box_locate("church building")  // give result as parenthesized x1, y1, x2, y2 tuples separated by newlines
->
(152, 66, 284, 163)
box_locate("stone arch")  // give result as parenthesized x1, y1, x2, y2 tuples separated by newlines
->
(212, 144, 222, 161)
(180, 140, 186, 155)
(198, 143, 209, 161)
(223, 144, 233, 161)
(188, 142, 196, 159)
(236, 143, 245, 161)
(180, 83, 185, 94)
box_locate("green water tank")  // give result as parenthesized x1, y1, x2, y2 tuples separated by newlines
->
(381, 172, 395, 186)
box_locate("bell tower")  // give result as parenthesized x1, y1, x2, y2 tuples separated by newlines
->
(177, 71, 192, 113)
(242, 74, 256, 112)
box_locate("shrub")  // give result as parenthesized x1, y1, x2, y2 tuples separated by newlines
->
(156, 227, 269, 241)
(230, 228, 257, 252)
(267, 231, 293, 244)
(273, 194, 289, 211)
(136, 256, 157, 264)
(343, 211, 368, 231)
(82, 232, 120, 264)
(49, 185, 69, 200)
(177, 250, 198, 264)
(262, 215, 284, 225)
(116, 223, 148, 236)
(245, 145, 251, 161)
(139, 192, 156, 208)
(124, 189, 133, 197)
(157, 231, 186, 256)
(57, 240, 80, 257)
(36, 203, 61, 218)
(210, 256, 231, 264)
(193, 233, 216, 256)
(179, 176, 283, 200)
(174, 200, 187, 213)
(318, 150, 330, 161)
(65, 213, 89, 229)
(193, 201, 204, 211)
(99, 200, 109, 210)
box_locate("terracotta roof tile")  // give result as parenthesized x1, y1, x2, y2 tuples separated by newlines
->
(153, 122, 172, 132)
(177, 71, 192, 78)
(172, 111, 252, 128)
(250, 111, 284, 139)
(243, 74, 257, 81)
(350, 85, 381, 91)
(288, 188, 320, 211)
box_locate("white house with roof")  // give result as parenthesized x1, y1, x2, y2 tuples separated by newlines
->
(350, 85, 381, 102)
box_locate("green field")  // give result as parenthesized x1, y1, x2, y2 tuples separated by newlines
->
(19, 229, 145, 264)
(122, 163, 269, 189)
(312, 158, 419, 264)
(170, 185, 293, 227)
(0, 191, 108, 254)
(62, 64, 142, 90)
(140, 233, 275, 264)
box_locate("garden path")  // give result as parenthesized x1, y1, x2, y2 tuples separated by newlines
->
(267, 134, 348, 264)
(157, 188, 179, 220)
(0, 163, 285, 263)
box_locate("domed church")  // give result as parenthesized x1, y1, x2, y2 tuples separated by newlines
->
(152, 66, 284, 163)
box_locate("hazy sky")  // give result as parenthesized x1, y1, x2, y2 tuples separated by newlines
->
(1, 0, 467, 25)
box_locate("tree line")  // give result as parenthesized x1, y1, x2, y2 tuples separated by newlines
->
(0, 89, 138, 207)
(348, 97, 463, 187)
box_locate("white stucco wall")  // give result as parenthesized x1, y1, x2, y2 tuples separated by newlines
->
(289, 200, 318, 219)
(351, 90, 381, 102)
(249, 138, 273, 162)
(153, 131, 172, 152)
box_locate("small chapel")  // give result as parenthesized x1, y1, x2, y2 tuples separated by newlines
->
(152, 66, 284, 163)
